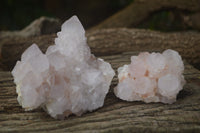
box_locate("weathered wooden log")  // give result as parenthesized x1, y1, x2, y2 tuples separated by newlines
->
(0, 16, 61, 40)
(91, 0, 200, 30)
(0, 28, 200, 70)
(0, 51, 200, 133)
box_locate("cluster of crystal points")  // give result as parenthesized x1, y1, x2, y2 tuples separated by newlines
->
(114, 49, 185, 104)
(12, 16, 115, 119)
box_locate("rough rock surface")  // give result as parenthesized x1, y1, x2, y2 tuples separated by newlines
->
(114, 49, 185, 104)
(11, 16, 115, 119)
(0, 16, 61, 40)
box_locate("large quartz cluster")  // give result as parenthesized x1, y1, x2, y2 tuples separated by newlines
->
(12, 16, 115, 119)
(114, 49, 185, 104)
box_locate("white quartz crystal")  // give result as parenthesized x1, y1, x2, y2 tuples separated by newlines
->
(114, 49, 185, 104)
(12, 16, 115, 119)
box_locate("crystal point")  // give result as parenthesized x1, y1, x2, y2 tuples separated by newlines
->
(12, 16, 115, 119)
(114, 49, 185, 104)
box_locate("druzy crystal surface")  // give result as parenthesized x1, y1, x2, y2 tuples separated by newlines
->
(12, 16, 115, 119)
(114, 49, 185, 104)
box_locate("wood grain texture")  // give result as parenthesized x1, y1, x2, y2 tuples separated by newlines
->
(1, 28, 200, 70)
(91, 0, 200, 30)
(0, 51, 200, 133)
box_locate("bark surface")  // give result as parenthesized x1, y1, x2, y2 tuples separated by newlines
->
(91, 0, 200, 30)
(0, 28, 200, 70)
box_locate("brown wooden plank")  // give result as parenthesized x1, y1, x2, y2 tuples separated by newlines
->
(0, 51, 200, 133)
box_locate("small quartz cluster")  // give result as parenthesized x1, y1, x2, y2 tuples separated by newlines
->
(12, 16, 115, 119)
(114, 49, 185, 104)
